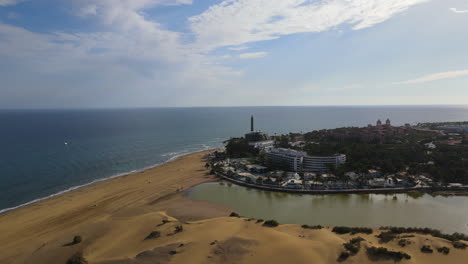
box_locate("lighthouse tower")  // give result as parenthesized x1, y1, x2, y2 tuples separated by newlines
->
(251, 115, 254, 132)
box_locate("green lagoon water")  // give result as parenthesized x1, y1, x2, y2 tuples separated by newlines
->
(187, 183, 468, 234)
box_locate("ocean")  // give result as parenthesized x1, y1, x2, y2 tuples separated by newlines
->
(1, 106, 467, 213)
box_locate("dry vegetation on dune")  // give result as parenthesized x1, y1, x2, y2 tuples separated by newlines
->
(0, 150, 467, 264)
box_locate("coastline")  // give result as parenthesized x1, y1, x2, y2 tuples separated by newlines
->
(0, 148, 215, 215)
(0, 149, 232, 263)
(0, 150, 467, 264)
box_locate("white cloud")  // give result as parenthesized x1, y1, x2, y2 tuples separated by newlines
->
(0, 0, 241, 107)
(189, 0, 429, 51)
(395, 70, 468, 84)
(228, 45, 248, 51)
(0, 0, 434, 107)
(78, 5, 98, 17)
(239, 51, 268, 59)
(0, 0, 22, 6)
(449, 8, 468, 14)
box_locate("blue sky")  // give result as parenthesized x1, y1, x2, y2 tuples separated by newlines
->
(1, 0, 468, 108)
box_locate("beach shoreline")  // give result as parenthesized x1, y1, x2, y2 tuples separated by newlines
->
(0, 148, 216, 215)
(0, 149, 233, 263)
(1, 150, 467, 264)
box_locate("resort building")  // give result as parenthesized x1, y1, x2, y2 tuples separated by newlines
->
(265, 148, 346, 173)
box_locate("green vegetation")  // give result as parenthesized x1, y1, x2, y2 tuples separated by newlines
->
(224, 138, 258, 158)
(379, 226, 468, 242)
(145, 231, 160, 240)
(343, 237, 365, 255)
(421, 245, 433, 253)
(301, 224, 323, 229)
(437, 246, 450, 255)
(453, 241, 467, 249)
(332, 226, 373, 235)
(398, 239, 411, 247)
(417, 121, 468, 130)
(366, 247, 411, 261)
(66, 252, 88, 264)
(377, 231, 397, 243)
(294, 125, 468, 183)
(337, 251, 350, 262)
(72, 235, 82, 245)
(262, 220, 279, 227)
(229, 212, 240, 217)
(174, 225, 183, 233)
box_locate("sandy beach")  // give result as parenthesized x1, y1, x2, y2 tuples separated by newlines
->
(0, 150, 467, 264)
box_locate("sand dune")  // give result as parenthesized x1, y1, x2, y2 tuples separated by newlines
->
(0, 150, 467, 264)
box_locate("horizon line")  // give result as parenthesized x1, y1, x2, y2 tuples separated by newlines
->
(1, 104, 468, 111)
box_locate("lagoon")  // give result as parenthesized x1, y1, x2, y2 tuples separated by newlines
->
(187, 182, 468, 234)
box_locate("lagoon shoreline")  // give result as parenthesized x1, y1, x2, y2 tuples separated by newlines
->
(0, 149, 467, 264)
(218, 174, 468, 196)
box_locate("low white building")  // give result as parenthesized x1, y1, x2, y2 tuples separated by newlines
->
(345, 172, 359, 180)
(287, 172, 301, 180)
(368, 178, 394, 187)
(282, 179, 303, 189)
(236, 172, 255, 181)
(249, 140, 275, 151)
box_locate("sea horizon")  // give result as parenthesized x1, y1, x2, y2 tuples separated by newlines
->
(1, 105, 468, 212)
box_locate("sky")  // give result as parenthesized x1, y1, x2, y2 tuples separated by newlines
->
(0, 0, 468, 108)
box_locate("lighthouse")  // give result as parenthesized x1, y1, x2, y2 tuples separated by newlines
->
(251, 115, 254, 132)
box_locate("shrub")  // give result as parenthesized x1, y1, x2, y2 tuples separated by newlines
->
(66, 252, 88, 264)
(437, 246, 450, 255)
(301, 224, 323, 230)
(398, 239, 411, 247)
(420, 245, 433, 253)
(344, 242, 359, 255)
(72, 236, 82, 245)
(256, 219, 264, 223)
(337, 251, 350, 262)
(350, 237, 365, 244)
(263, 220, 279, 227)
(379, 226, 468, 242)
(145, 231, 160, 240)
(453, 241, 467, 249)
(175, 225, 183, 233)
(366, 247, 411, 261)
(229, 212, 240, 217)
(332, 226, 372, 235)
(343, 237, 365, 256)
(377, 232, 397, 243)
(169, 250, 177, 255)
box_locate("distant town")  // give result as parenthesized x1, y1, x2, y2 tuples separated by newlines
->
(207, 116, 468, 193)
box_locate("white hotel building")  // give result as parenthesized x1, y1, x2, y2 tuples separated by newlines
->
(265, 148, 346, 173)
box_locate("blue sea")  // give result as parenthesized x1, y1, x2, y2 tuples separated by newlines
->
(1, 106, 467, 213)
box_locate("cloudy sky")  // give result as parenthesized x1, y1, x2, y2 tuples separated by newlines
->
(0, 0, 467, 108)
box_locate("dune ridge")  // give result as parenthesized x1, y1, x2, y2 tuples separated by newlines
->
(0, 150, 466, 264)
